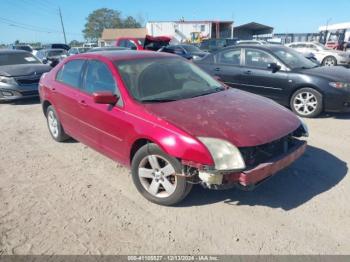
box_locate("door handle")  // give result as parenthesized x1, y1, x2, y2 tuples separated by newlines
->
(243, 70, 252, 75)
(214, 67, 221, 72)
(79, 99, 87, 106)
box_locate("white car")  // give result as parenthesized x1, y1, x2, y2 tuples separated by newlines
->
(286, 42, 350, 66)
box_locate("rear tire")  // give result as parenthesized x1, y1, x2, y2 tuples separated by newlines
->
(46, 105, 70, 142)
(131, 143, 192, 206)
(290, 88, 323, 118)
(322, 56, 337, 66)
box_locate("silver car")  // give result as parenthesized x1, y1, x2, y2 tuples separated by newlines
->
(286, 42, 350, 66)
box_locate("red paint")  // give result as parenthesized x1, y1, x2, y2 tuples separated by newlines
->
(39, 51, 303, 175)
(92, 92, 119, 104)
(115, 35, 171, 51)
(226, 141, 307, 186)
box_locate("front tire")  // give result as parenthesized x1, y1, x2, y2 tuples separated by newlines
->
(131, 143, 192, 206)
(290, 88, 323, 118)
(322, 56, 337, 66)
(46, 105, 70, 142)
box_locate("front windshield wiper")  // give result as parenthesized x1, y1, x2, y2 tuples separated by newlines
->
(139, 98, 178, 103)
(190, 87, 225, 98)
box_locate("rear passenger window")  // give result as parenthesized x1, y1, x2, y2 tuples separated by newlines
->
(56, 59, 85, 88)
(217, 49, 241, 65)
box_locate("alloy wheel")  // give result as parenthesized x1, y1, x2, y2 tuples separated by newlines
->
(324, 57, 336, 66)
(48, 110, 59, 138)
(293, 92, 318, 116)
(138, 154, 177, 198)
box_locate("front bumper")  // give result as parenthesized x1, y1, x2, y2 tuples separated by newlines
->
(324, 90, 350, 113)
(224, 140, 307, 188)
(0, 85, 39, 101)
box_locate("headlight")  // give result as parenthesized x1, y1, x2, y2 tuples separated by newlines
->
(0, 76, 17, 85)
(192, 55, 200, 60)
(329, 82, 350, 89)
(198, 137, 246, 171)
(298, 117, 309, 137)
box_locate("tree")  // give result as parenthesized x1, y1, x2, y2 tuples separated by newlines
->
(83, 8, 122, 41)
(122, 16, 141, 28)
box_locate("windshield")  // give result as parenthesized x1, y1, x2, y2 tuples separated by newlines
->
(182, 45, 202, 53)
(273, 48, 317, 69)
(0, 52, 41, 66)
(115, 57, 224, 102)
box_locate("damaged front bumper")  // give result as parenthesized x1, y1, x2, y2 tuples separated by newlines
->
(183, 139, 307, 190)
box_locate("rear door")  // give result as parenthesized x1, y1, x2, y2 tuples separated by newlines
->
(53, 59, 86, 139)
(77, 59, 127, 161)
(240, 48, 290, 102)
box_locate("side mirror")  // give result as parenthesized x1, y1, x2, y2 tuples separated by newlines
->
(93, 92, 119, 105)
(130, 45, 137, 50)
(42, 58, 48, 64)
(268, 63, 281, 73)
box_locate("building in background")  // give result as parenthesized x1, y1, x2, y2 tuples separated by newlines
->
(99, 28, 147, 46)
(146, 20, 234, 43)
(233, 22, 274, 40)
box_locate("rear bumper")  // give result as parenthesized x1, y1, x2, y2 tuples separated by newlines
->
(224, 140, 307, 187)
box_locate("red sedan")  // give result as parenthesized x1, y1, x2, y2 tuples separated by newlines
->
(39, 51, 308, 205)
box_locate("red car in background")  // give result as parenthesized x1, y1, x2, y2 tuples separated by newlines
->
(39, 51, 308, 206)
(115, 35, 171, 51)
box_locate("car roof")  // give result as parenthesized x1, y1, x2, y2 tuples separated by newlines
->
(221, 44, 288, 52)
(73, 50, 175, 61)
(0, 49, 30, 54)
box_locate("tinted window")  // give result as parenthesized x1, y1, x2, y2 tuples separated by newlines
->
(0, 52, 41, 66)
(245, 49, 276, 68)
(56, 59, 85, 88)
(84, 60, 116, 94)
(217, 49, 241, 65)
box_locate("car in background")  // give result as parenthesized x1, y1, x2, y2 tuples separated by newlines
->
(199, 38, 238, 53)
(0, 50, 51, 101)
(36, 48, 68, 67)
(158, 44, 207, 60)
(195, 45, 350, 118)
(115, 35, 171, 51)
(286, 42, 350, 66)
(42, 43, 70, 51)
(87, 46, 128, 52)
(68, 47, 90, 56)
(39, 50, 308, 205)
(12, 45, 34, 53)
(237, 40, 268, 45)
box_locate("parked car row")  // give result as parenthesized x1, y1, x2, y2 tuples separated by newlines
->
(2, 40, 350, 205)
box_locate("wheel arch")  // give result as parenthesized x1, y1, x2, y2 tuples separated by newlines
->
(42, 100, 52, 116)
(289, 84, 324, 106)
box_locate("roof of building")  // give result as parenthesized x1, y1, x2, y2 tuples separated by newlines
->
(234, 22, 273, 31)
(147, 20, 233, 24)
(101, 28, 148, 40)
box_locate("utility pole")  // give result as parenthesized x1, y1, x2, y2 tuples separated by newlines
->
(59, 7, 67, 44)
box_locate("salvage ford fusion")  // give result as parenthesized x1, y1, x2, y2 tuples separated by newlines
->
(39, 51, 308, 206)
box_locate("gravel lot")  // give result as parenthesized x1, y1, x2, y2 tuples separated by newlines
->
(0, 99, 349, 255)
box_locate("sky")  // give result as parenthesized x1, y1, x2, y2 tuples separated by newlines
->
(1, 0, 350, 44)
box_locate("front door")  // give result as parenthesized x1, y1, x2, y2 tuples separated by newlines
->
(240, 48, 290, 103)
(77, 59, 127, 161)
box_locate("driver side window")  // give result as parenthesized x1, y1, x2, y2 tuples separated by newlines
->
(84, 60, 122, 103)
(245, 49, 276, 69)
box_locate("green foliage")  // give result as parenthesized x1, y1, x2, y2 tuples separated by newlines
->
(83, 8, 141, 41)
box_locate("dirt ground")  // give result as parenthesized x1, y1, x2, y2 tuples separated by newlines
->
(0, 99, 349, 255)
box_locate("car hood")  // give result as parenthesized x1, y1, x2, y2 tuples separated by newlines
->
(144, 89, 301, 147)
(0, 64, 51, 77)
(319, 49, 347, 55)
(192, 51, 207, 57)
(300, 66, 350, 82)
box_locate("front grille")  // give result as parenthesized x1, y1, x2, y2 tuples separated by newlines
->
(240, 135, 299, 168)
(19, 90, 38, 96)
(15, 73, 42, 85)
